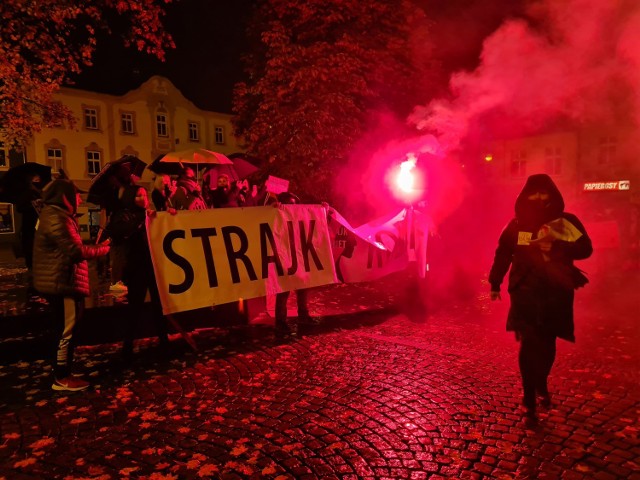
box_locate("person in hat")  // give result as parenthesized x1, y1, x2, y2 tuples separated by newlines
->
(32, 179, 110, 391)
(489, 174, 592, 424)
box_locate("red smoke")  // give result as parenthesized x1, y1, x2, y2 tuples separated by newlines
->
(409, 0, 640, 152)
(335, 111, 468, 226)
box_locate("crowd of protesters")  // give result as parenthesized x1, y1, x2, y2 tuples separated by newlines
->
(7, 162, 285, 391)
(10, 160, 596, 432)
(46, 164, 310, 389)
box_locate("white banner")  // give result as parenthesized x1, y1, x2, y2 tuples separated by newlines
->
(328, 207, 431, 283)
(147, 205, 338, 314)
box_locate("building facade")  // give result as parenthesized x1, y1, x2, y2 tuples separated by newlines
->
(0, 76, 244, 247)
(17, 75, 242, 190)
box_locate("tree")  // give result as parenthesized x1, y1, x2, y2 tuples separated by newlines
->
(232, 0, 436, 202)
(0, 0, 174, 147)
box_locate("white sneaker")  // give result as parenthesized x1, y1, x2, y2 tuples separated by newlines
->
(109, 281, 128, 292)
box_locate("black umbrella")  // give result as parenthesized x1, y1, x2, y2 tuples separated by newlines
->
(0, 162, 52, 203)
(87, 155, 147, 205)
(148, 154, 185, 176)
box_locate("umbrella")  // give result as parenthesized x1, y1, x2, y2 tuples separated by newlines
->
(202, 157, 259, 189)
(0, 162, 52, 203)
(148, 155, 185, 176)
(87, 155, 147, 205)
(159, 148, 234, 166)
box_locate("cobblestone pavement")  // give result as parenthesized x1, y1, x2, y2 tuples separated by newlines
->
(0, 273, 638, 479)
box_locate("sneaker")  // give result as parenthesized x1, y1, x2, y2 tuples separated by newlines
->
(52, 376, 90, 392)
(109, 281, 128, 292)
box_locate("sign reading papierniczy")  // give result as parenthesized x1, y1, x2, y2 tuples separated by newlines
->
(583, 180, 630, 191)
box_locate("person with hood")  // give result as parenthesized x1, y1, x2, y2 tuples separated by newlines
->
(489, 174, 592, 424)
(172, 167, 207, 210)
(118, 184, 171, 361)
(32, 179, 110, 391)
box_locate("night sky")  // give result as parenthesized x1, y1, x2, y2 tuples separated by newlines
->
(70, 0, 526, 114)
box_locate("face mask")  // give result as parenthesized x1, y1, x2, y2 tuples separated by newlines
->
(528, 198, 548, 209)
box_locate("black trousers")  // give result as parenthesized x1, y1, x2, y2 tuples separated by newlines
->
(124, 269, 168, 348)
(518, 328, 556, 410)
(275, 289, 309, 326)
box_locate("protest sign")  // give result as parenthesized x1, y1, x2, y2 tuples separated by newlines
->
(265, 175, 289, 194)
(147, 205, 337, 314)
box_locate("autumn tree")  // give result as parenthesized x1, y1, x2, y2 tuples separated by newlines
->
(232, 0, 436, 202)
(0, 0, 174, 147)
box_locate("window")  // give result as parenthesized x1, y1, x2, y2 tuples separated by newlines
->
(545, 147, 562, 175)
(84, 108, 98, 130)
(47, 148, 64, 171)
(188, 122, 199, 142)
(121, 112, 135, 134)
(598, 136, 616, 165)
(510, 150, 526, 177)
(157, 114, 168, 137)
(87, 151, 101, 176)
(215, 126, 225, 144)
(0, 142, 7, 169)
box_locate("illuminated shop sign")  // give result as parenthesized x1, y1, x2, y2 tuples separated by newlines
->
(583, 180, 630, 191)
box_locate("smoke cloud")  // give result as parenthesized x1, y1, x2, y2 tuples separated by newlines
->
(409, 0, 640, 151)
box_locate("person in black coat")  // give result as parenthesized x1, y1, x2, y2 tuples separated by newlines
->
(16, 174, 44, 270)
(117, 185, 170, 361)
(489, 174, 592, 423)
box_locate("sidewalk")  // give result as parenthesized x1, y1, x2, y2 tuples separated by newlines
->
(0, 269, 637, 479)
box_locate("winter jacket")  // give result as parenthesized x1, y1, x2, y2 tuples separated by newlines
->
(173, 177, 207, 210)
(32, 180, 109, 297)
(489, 174, 592, 341)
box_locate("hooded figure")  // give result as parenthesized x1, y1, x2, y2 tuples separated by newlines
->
(172, 168, 207, 210)
(32, 179, 110, 391)
(489, 174, 592, 423)
(33, 179, 108, 296)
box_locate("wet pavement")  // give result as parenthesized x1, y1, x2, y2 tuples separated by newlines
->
(0, 260, 638, 479)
